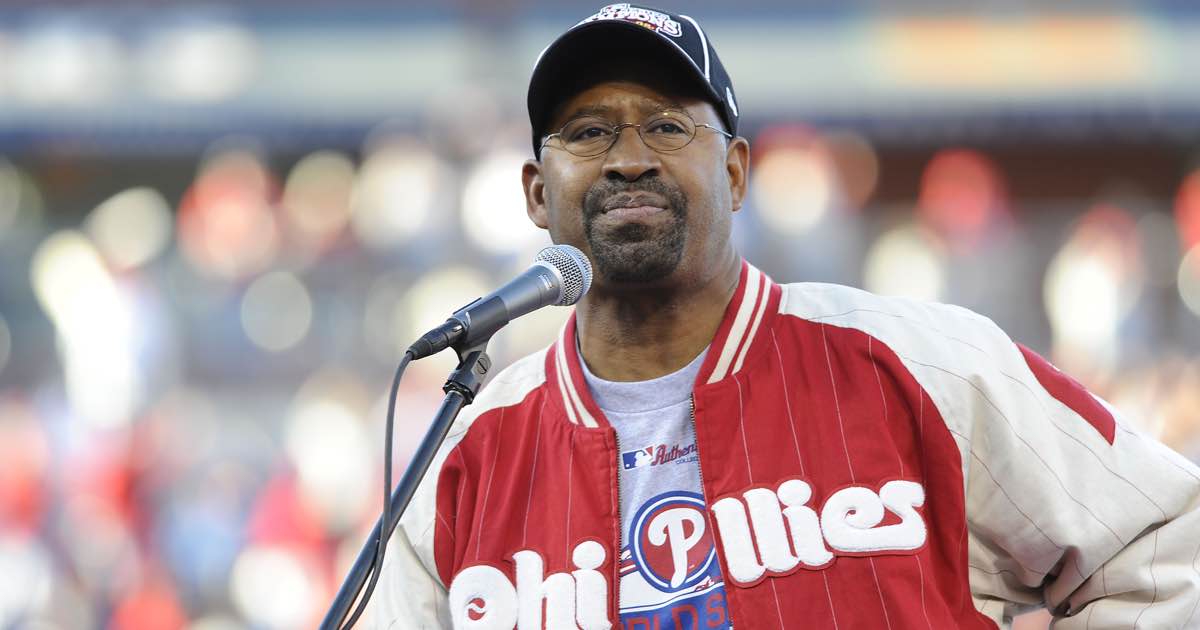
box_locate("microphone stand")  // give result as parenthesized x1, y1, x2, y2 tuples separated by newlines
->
(319, 339, 493, 629)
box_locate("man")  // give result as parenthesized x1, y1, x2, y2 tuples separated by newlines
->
(377, 4, 1200, 628)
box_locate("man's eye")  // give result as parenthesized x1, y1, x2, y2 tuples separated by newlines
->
(647, 120, 687, 134)
(568, 126, 611, 141)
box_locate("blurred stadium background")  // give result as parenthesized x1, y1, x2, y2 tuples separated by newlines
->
(1, 1, 1199, 628)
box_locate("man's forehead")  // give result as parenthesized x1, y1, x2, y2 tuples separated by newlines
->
(563, 87, 684, 114)
(551, 81, 710, 125)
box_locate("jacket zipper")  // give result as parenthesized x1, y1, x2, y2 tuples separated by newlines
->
(690, 393, 734, 629)
(611, 427, 624, 623)
(690, 394, 706, 505)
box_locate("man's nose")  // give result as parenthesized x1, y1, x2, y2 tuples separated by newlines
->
(601, 127, 662, 182)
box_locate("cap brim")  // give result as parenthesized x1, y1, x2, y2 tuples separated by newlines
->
(527, 20, 724, 156)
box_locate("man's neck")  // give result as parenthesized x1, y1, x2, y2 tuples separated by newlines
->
(575, 255, 741, 382)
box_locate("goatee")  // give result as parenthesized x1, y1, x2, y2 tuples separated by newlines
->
(582, 176, 688, 284)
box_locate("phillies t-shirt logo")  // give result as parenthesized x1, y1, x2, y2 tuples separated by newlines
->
(629, 491, 717, 591)
(620, 491, 730, 629)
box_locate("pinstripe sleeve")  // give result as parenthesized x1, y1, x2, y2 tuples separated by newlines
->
(370, 433, 456, 630)
(917, 310, 1200, 628)
(783, 284, 1200, 627)
(370, 348, 551, 629)
(373, 518, 451, 629)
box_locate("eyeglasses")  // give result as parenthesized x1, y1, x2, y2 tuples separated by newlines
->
(540, 109, 732, 158)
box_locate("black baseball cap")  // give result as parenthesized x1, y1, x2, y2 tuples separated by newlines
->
(527, 3, 739, 157)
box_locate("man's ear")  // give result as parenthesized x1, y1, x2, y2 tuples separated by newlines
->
(726, 136, 750, 213)
(522, 159, 550, 230)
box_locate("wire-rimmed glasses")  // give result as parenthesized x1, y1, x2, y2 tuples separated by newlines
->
(540, 109, 732, 158)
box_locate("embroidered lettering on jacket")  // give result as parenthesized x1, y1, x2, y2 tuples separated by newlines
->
(447, 540, 611, 630)
(710, 479, 927, 585)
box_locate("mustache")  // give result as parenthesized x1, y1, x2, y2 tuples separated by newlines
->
(582, 176, 686, 221)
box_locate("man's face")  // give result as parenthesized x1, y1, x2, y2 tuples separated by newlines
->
(522, 79, 749, 290)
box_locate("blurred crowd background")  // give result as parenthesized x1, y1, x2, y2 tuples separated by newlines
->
(1, 1, 1199, 628)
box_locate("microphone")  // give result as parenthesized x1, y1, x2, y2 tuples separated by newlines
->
(407, 244, 593, 359)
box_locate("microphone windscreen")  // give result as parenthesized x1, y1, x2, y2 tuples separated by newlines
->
(535, 244, 593, 306)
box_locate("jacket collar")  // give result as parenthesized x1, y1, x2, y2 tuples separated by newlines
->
(545, 259, 781, 429)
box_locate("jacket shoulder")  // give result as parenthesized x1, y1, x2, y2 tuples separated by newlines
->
(775, 281, 1006, 353)
(452, 346, 550, 437)
(778, 281, 994, 330)
(774, 282, 1020, 434)
(394, 346, 550, 588)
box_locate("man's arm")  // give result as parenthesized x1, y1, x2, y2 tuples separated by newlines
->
(940, 315, 1200, 627)
(780, 283, 1200, 626)
(372, 518, 451, 629)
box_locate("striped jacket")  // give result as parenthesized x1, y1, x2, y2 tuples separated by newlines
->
(376, 260, 1200, 629)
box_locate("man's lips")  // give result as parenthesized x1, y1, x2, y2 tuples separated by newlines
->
(603, 192, 667, 212)
(599, 192, 670, 221)
(603, 205, 667, 221)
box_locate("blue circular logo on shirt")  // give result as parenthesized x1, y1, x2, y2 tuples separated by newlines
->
(628, 491, 717, 592)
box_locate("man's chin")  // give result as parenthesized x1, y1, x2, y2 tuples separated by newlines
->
(590, 241, 683, 286)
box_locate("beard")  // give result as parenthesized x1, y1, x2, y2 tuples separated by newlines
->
(581, 176, 689, 284)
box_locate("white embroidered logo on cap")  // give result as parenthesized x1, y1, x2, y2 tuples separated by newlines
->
(580, 3, 684, 38)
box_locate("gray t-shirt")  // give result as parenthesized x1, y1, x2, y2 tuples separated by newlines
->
(581, 348, 731, 628)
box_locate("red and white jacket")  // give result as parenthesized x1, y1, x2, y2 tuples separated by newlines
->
(376, 261, 1200, 629)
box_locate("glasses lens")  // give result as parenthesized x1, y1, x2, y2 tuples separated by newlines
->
(559, 117, 616, 156)
(640, 112, 696, 151)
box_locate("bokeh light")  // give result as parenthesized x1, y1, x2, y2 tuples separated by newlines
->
(285, 389, 372, 533)
(1046, 250, 1121, 346)
(85, 187, 173, 270)
(140, 23, 258, 103)
(1174, 168, 1200, 251)
(917, 148, 1006, 251)
(1137, 211, 1182, 288)
(178, 149, 281, 280)
(402, 266, 491, 347)
(424, 84, 504, 159)
(825, 131, 881, 210)
(0, 535, 54, 626)
(8, 27, 124, 104)
(362, 271, 413, 365)
(0, 398, 50, 534)
(108, 581, 188, 630)
(230, 545, 318, 629)
(0, 159, 21, 235)
(240, 272, 313, 353)
(350, 140, 442, 250)
(863, 224, 946, 301)
(0, 158, 45, 241)
(59, 494, 140, 597)
(753, 137, 837, 235)
(1179, 246, 1200, 319)
(187, 616, 245, 630)
(1044, 204, 1143, 373)
(30, 231, 139, 428)
(461, 150, 545, 255)
(0, 314, 10, 376)
(281, 150, 356, 258)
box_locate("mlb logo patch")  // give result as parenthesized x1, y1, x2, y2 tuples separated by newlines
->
(621, 447, 654, 470)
